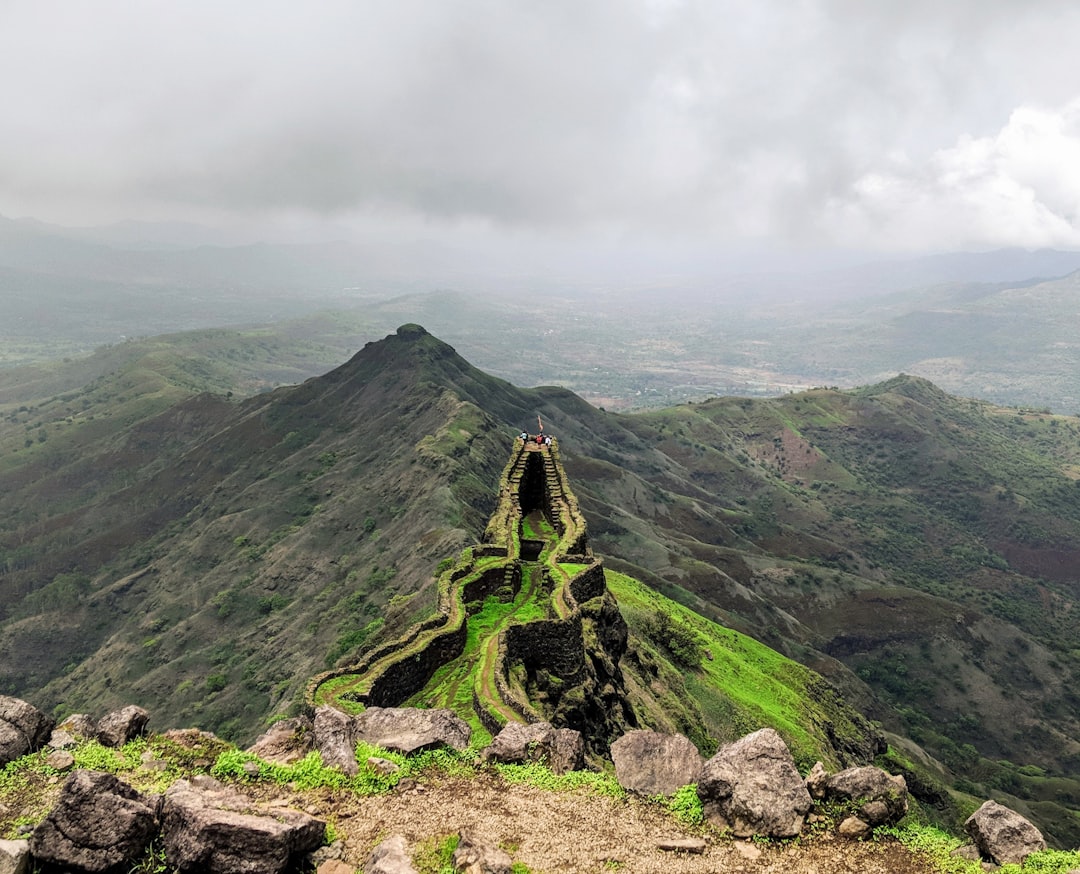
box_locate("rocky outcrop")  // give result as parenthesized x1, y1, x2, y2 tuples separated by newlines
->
(353, 706, 471, 754)
(161, 776, 325, 873)
(0, 839, 29, 874)
(29, 770, 160, 873)
(452, 829, 513, 874)
(610, 731, 704, 796)
(96, 705, 150, 747)
(0, 696, 54, 766)
(247, 716, 314, 765)
(314, 707, 359, 775)
(964, 799, 1047, 866)
(49, 713, 96, 750)
(824, 765, 908, 830)
(481, 721, 584, 775)
(365, 835, 417, 874)
(697, 728, 812, 838)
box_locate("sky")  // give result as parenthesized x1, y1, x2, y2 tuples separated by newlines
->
(2, 0, 1080, 269)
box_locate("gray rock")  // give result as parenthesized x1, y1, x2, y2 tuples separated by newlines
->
(610, 730, 704, 797)
(367, 756, 400, 776)
(48, 729, 79, 750)
(0, 839, 29, 874)
(96, 705, 150, 747)
(804, 761, 829, 799)
(161, 778, 326, 874)
(838, 816, 871, 839)
(353, 707, 471, 755)
(481, 721, 583, 774)
(551, 728, 585, 775)
(314, 707, 359, 775)
(57, 713, 96, 739)
(452, 829, 513, 874)
(964, 799, 1046, 866)
(29, 770, 159, 873)
(247, 716, 314, 765)
(365, 834, 417, 874)
(45, 750, 75, 772)
(657, 838, 706, 854)
(825, 765, 908, 826)
(697, 728, 812, 838)
(0, 696, 54, 766)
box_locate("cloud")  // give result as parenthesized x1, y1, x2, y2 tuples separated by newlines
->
(1, 0, 1079, 255)
(825, 100, 1080, 250)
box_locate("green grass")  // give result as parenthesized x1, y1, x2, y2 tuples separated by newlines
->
(607, 568, 866, 769)
(492, 760, 625, 799)
(881, 823, 1080, 874)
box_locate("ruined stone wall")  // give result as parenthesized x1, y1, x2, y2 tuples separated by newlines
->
(461, 564, 518, 604)
(363, 621, 468, 707)
(504, 614, 586, 680)
(568, 560, 606, 604)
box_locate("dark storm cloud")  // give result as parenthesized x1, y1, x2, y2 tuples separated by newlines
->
(2, 0, 1079, 252)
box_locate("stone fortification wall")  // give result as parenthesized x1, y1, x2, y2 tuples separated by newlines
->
(568, 561, 606, 604)
(461, 564, 519, 605)
(363, 620, 468, 707)
(504, 614, 586, 680)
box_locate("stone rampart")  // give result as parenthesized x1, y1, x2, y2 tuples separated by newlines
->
(363, 620, 468, 707)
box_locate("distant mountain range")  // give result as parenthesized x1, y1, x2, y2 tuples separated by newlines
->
(1, 324, 1079, 844)
(4, 213, 1080, 413)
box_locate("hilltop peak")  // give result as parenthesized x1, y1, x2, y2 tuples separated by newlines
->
(857, 372, 952, 406)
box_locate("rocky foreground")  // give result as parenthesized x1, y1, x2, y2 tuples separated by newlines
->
(0, 695, 1069, 873)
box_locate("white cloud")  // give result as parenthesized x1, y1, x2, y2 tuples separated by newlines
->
(826, 100, 1080, 250)
(1, 0, 1079, 257)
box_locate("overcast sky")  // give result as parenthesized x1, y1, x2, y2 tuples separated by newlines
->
(2, 0, 1079, 266)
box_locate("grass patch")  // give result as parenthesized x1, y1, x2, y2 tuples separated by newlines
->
(880, 823, 1080, 874)
(493, 760, 625, 799)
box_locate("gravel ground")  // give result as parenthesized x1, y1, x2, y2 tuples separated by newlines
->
(288, 771, 941, 873)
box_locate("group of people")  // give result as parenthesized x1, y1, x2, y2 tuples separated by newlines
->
(519, 430, 553, 447)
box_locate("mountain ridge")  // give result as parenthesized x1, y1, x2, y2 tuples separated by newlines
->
(2, 325, 1080, 844)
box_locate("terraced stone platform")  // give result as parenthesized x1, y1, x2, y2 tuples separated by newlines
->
(306, 436, 631, 748)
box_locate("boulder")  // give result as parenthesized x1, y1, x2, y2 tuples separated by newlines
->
(610, 731, 704, 796)
(481, 722, 584, 774)
(29, 770, 160, 873)
(365, 834, 417, 874)
(314, 707, 359, 775)
(550, 728, 586, 775)
(161, 777, 325, 874)
(158, 728, 231, 767)
(453, 829, 513, 874)
(45, 750, 75, 772)
(804, 761, 829, 799)
(353, 707, 470, 755)
(248, 716, 314, 765)
(696, 728, 812, 838)
(367, 756, 400, 776)
(825, 765, 908, 826)
(0, 839, 29, 874)
(96, 705, 150, 747)
(318, 862, 354, 874)
(58, 713, 97, 738)
(838, 816, 871, 839)
(964, 799, 1046, 866)
(0, 696, 54, 766)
